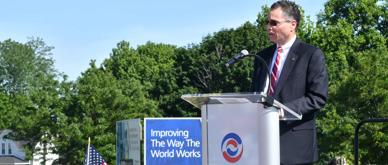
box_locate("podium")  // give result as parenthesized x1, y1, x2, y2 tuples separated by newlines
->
(182, 92, 302, 165)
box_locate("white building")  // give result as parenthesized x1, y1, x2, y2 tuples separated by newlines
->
(0, 130, 59, 165)
(0, 129, 30, 165)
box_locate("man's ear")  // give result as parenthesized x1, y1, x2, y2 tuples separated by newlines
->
(291, 20, 297, 32)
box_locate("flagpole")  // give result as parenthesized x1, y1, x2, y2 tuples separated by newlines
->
(86, 137, 91, 165)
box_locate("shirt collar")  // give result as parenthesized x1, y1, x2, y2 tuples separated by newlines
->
(277, 35, 296, 50)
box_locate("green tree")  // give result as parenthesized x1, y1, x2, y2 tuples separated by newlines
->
(0, 38, 65, 163)
(58, 57, 161, 164)
(313, 0, 387, 164)
(170, 22, 267, 117)
(103, 41, 178, 116)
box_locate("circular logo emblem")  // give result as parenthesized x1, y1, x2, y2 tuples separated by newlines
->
(221, 132, 243, 163)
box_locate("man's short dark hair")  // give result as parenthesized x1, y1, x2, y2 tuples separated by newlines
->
(271, 0, 301, 29)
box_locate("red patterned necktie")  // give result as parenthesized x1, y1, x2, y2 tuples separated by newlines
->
(269, 46, 282, 96)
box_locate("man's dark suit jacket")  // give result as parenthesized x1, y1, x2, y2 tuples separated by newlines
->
(251, 38, 328, 164)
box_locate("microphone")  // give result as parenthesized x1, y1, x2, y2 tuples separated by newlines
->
(225, 50, 249, 67)
(225, 49, 274, 106)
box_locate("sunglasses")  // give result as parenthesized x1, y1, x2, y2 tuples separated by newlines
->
(266, 19, 291, 26)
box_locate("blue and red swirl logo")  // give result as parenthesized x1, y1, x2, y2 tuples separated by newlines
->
(221, 132, 243, 163)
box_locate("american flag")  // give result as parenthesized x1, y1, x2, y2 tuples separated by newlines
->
(84, 145, 108, 165)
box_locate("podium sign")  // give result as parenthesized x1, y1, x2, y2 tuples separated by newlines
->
(206, 104, 256, 164)
(204, 103, 279, 165)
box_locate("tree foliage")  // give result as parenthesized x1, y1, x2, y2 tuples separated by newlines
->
(313, 0, 387, 164)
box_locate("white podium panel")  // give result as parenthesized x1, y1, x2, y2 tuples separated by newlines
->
(202, 103, 279, 165)
(204, 104, 259, 165)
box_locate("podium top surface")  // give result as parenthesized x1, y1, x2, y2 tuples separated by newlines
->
(181, 92, 302, 120)
(181, 92, 265, 108)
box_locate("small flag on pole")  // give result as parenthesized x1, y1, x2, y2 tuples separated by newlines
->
(84, 137, 108, 165)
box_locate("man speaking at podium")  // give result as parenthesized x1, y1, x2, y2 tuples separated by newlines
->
(251, 0, 328, 164)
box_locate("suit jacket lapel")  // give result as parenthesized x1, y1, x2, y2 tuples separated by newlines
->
(274, 39, 301, 96)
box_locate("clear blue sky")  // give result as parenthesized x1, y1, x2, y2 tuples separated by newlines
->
(0, 0, 326, 81)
